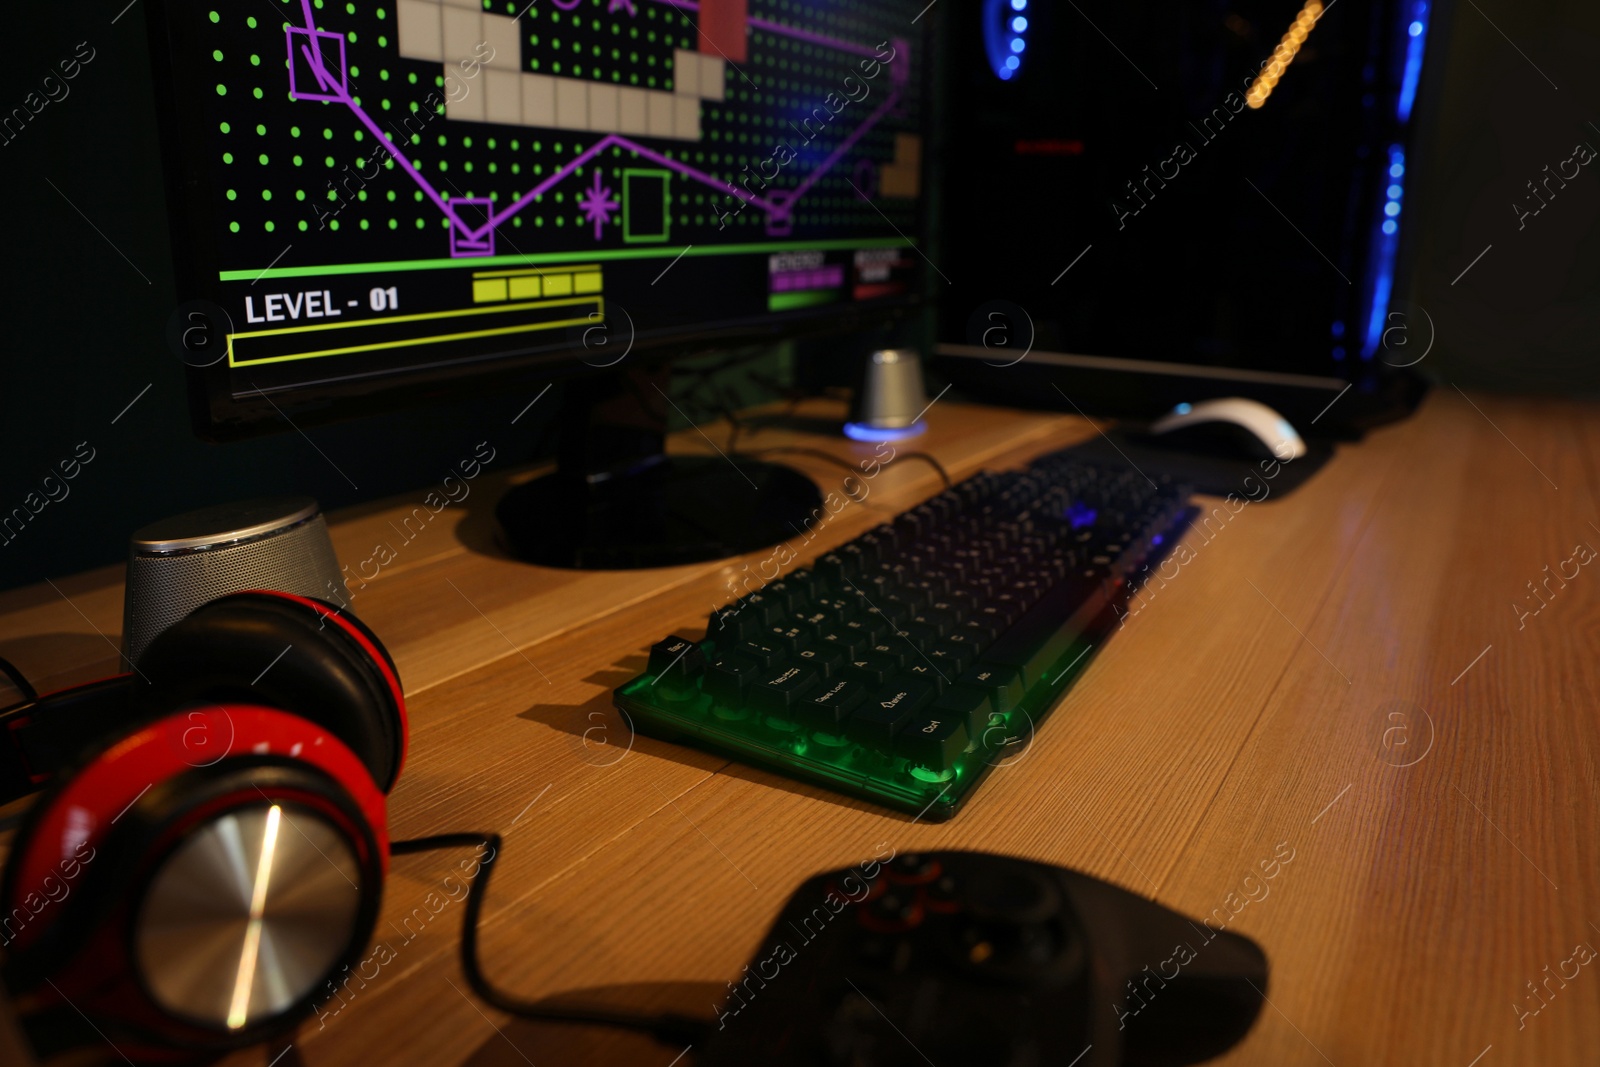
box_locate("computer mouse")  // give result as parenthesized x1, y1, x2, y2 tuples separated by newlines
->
(1149, 397, 1308, 461)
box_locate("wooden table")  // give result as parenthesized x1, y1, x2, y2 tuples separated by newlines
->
(1, 390, 1595, 1067)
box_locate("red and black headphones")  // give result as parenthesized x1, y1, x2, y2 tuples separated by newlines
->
(0, 591, 707, 1065)
(0, 591, 408, 1063)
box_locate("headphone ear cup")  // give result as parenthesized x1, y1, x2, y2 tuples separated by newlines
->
(136, 593, 405, 791)
(2, 707, 388, 1061)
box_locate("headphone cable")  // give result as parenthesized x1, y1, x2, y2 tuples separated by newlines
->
(0, 655, 38, 705)
(390, 833, 712, 1049)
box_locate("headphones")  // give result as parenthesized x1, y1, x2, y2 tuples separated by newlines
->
(0, 590, 407, 1062)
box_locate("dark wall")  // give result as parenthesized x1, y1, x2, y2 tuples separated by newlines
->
(1408, 0, 1600, 392)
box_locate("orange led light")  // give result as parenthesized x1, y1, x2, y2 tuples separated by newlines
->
(1246, 0, 1325, 109)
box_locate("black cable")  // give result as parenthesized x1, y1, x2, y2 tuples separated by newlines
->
(390, 833, 712, 1048)
(741, 447, 953, 490)
(0, 656, 38, 704)
(892, 452, 954, 489)
(669, 348, 771, 399)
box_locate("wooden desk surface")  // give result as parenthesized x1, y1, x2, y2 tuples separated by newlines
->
(1, 391, 1596, 1067)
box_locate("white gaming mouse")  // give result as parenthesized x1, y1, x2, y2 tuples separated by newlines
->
(1149, 397, 1308, 461)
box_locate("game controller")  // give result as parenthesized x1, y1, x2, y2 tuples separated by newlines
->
(697, 851, 1268, 1067)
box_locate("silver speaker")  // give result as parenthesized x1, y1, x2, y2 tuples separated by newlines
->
(849, 348, 929, 433)
(122, 497, 343, 666)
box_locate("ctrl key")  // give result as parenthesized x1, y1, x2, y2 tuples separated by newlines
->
(895, 712, 970, 772)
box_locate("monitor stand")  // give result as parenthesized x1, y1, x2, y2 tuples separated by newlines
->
(495, 365, 822, 569)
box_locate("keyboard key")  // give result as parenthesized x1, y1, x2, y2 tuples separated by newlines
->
(800, 677, 868, 730)
(896, 711, 970, 771)
(865, 640, 911, 669)
(814, 628, 866, 659)
(761, 579, 799, 610)
(933, 630, 978, 662)
(846, 679, 934, 745)
(926, 644, 971, 678)
(647, 636, 706, 685)
(784, 569, 821, 603)
(931, 685, 992, 738)
(957, 663, 1024, 715)
(891, 582, 932, 609)
(889, 621, 943, 652)
(736, 639, 785, 667)
(815, 552, 858, 584)
(855, 530, 891, 562)
(795, 643, 846, 678)
(842, 616, 885, 647)
(732, 593, 782, 627)
(839, 543, 872, 573)
(846, 652, 900, 683)
(708, 605, 755, 642)
(789, 608, 831, 633)
(815, 594, 859, 621)
(903, 662, 946, 691)
(749, 663, 820, 716)
(705, 653, 762, 704)
(763, 624, 808, 649)
(953, 616, 1000, 645)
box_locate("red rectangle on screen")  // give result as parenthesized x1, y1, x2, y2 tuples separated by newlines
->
(699, 0, 748, 63)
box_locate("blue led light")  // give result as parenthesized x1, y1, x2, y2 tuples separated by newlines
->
(1397, 2, 1429, 122)
(986, 0, 1030, 80)
(843, 420, 928, 443)
(1360, 145, 1406, 359)
(1390, 163, 1405, 178)
(1331, 320, 1346, 339)
(1332, 346, 1346, 361)
(1174, 403, 1192, 415)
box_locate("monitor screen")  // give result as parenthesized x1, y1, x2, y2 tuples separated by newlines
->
(147, 0, 930, 435)
(935, 0, 1432, 387)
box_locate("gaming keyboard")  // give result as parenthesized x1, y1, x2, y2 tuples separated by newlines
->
(614, 453, 1195, 820)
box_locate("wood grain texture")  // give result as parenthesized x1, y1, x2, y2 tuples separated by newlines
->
(1, 393, 1595, 1067)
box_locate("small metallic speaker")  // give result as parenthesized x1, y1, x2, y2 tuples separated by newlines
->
(122, 497, 343, 666)
(847, 348, 930, 439)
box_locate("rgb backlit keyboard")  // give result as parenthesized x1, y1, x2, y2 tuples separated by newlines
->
(614, 453, 1194, 820)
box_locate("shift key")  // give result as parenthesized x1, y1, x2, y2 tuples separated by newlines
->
(846, 678, 935, 746)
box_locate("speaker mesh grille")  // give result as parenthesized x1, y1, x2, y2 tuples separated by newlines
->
(123, 515, 343, 666)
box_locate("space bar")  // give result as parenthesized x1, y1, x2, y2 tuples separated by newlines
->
(980, 573, 1110, 686)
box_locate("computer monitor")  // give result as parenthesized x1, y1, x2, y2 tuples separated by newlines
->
(932, 0, 1442, 433)
(145, 0, 932, 565)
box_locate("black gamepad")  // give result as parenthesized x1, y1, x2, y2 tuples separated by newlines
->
(697, 850, 1267, 1067)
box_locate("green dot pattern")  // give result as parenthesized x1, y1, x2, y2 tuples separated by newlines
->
(203, 0, 923, 266)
